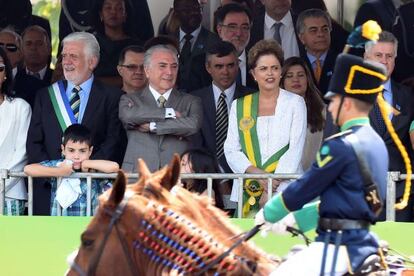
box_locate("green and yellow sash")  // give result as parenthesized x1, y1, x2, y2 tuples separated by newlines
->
(236, 93, 289, 217)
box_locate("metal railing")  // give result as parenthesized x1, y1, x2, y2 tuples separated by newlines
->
(0, 169, 407, 220)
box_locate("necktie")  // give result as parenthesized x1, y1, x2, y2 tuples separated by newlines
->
(373, 91, 387, 136)
(273, 22, 282, 45)
(216, 92, 228, 159)
(180, 33, 193, 63)
(158, 95, 166, 108)
(314, 58, 322, 83)
(70, 86, 81, 120)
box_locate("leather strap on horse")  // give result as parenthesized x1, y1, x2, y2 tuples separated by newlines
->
(69, 191, 139, 276)
(194, 224, 262, 275)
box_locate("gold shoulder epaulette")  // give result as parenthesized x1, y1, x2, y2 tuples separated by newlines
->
(324, 129, 353, 141)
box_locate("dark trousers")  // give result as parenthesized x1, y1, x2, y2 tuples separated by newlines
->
(32, 178, 51, 215)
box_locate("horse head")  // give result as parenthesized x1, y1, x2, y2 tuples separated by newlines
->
(67, 155, 279, 275)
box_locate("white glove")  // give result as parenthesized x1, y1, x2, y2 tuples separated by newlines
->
(254, 209, 274, 237)
(269, 212, 296, 235)
(255, 209, 296, 237)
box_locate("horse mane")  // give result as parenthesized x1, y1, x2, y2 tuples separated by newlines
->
(97, 156, 279, 275)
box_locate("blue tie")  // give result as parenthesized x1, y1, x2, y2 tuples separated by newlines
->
(70, 86, 81, 120)
(373, 91, 387, 136)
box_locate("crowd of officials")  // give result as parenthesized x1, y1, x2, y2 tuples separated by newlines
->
(1, 0, 414, 221)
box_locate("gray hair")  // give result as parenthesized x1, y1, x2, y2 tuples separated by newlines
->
(144, 44, 178, 68)
(0, 27, 22, 48)
(296, 8, 332, 34)
(365, 31, 398, 57)
(62, 32, 100, 61)
(22, 25, 51, 48)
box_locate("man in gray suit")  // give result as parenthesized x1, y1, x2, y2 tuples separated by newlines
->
(119, 45, 203, 172)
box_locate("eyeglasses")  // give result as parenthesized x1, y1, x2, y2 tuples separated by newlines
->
(0, 64, 5, 72)
(220, 24, 251, 33)
(119, 64, 144, 72)
(0, 43, 18, 52)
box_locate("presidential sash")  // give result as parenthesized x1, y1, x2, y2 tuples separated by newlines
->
(48, 81, 77, 132)
(236, 93, 289, 217)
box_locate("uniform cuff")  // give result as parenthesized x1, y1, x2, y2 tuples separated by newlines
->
(263, 194, 290, 223)
(293, 201, 319, 233)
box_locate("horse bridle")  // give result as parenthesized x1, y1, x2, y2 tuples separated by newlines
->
(68, 191, 266, 276)
(68, 191, 139, 276)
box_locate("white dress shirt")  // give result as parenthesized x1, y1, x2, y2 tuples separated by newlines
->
(264, 11, 300, 58)
(224, 89, 307, 202)
(179, 26, 202, 51)
(0, 97, 32, 200)
(212, 82, 236, 112)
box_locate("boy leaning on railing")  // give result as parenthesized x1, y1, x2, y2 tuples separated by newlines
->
(24, 124, 119, 216)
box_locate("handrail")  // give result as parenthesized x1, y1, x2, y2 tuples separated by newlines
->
(0, 170, 408, 220)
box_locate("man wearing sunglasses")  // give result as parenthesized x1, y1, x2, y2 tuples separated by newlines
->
(0, 29, 23, 78)
(117, 45, 147, 94)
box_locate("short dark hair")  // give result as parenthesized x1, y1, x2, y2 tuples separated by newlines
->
(143, 35, 180, 52)
(296, 8, 332, 34)
(118, 45, 144, 64)
(248, 39, 284, 69)
(215, 3, 252, 27)
(62, 124, 92, 147)
(0, 47, 14, 98)
(206, 40, 237, 63)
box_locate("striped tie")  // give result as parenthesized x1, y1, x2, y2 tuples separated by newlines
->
(216, 92, 228, 159)
(70, 86, 81, 120)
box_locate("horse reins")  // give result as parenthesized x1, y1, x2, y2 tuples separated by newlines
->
(194, 224, 262, 275)
(69, 191, 139, 276)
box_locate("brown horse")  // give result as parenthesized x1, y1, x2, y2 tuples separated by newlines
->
(66, 156, 279, 275)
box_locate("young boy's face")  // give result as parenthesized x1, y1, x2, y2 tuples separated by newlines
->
(61, 140, 93, 169)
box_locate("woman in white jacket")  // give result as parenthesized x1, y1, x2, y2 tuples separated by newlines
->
(0, 47, 32, 215)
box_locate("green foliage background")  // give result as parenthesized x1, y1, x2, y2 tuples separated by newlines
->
(32, 0, 61, 67)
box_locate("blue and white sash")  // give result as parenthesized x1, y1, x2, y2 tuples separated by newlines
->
(47, 81, 77, 132)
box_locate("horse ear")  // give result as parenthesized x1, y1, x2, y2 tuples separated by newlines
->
(160, 154, 181, 191)
(108, 170, 126, 206)
(137, 158, 151, 178)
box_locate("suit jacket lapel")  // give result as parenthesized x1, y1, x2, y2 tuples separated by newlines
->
(192, 27, 208, 57)
(384, 81, 408, 141)
(204, 86, 217, 137)
(82, 81, 103, 125)
(142, 86, 159, 108)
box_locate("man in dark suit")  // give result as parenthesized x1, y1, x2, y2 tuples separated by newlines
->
(296, 9, 338, 138)
(190, 41, 251, 172)
(26, 32, 126, 215)
(173, 0, 220, 92)
(14, 25, 53, 108)
(119, 45, 202, 173)
(190, 41, 252, 211)
(364, 31, 414, 221)
(248, 0, 301, 59)
(186, 3, 256, 92)
(296, 9, 338, 96)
